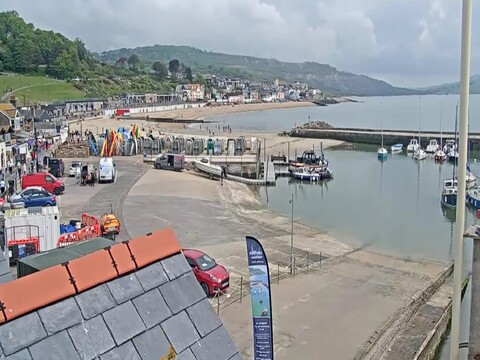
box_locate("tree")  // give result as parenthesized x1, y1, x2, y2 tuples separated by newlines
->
(115, 57, 128, 68)
(127, 54, 140, 71)
(195, 73, 206, 86)
(168, 59, 180, 78)
(185, 67, 193, 82)
(152, 61, 168, 81)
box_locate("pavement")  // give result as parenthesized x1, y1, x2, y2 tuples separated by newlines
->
(118, 166, 447, 359)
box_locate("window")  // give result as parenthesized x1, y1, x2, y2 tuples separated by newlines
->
(195, 255, 217, 271)
(186, 258, 197, 269)
(45, 176, 53, 183)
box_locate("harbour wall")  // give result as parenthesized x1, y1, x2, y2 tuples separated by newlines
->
(291, 128, 480, 149)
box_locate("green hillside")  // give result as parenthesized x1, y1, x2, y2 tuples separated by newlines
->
(0, 12, 174, 102)
(0, 74, 86, 104)
(420, 74, 480, 94)
(95, 45, 417, 96)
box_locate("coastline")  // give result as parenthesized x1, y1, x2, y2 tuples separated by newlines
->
(128, 100, 316, 121)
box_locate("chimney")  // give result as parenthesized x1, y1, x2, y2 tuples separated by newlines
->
(9, 96, 17, 108)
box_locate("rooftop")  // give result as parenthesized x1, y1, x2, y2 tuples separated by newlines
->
(0, 228, 241, 359)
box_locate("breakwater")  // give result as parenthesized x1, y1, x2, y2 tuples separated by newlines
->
(291, 127, 480, 149)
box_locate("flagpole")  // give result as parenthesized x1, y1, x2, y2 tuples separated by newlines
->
(450, 0, 472, 358)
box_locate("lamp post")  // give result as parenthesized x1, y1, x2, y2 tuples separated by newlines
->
(450, 1, 472, 358)
(289, 193, 294, 274)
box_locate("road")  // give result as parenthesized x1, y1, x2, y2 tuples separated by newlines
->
(59, 156, 149, 241)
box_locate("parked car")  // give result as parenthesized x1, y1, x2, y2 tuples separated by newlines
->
(69, 160, 82, 177)
(22, 173, 65, 195)
(10, 186, 46, 202)
(182, 249, 229, 296)
(11, 189, 56, 208)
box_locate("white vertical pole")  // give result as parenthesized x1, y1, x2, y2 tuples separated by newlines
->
(450, 1, 472, 358)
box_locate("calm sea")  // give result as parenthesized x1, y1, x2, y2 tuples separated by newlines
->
(209, 94, 480, 133)
(211, 98, 479, 358)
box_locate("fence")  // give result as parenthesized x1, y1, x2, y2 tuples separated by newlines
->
(210, 252, 324, 315)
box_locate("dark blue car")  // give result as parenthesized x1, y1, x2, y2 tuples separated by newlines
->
(12, 189, 56, 208)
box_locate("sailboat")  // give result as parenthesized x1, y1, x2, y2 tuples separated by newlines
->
(441, 107, 458, 209)
(413, 97, 426, 160)
(377, 101, 387, 160)
(448, 106, 459, 162)
(434, 99, 447, 162)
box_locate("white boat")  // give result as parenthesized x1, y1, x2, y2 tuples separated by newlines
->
(193, 158, 223, 178)
(425, 139, 440, 153)
(377, 101, 387, 160)
(406, 139, 419, 152)
(292, 167, 321, 182)
(466, 170, 477, 189)
(435, 101, 446, 162)
(390, 143, 403, 153)
(443, 139, 456, 154)
(412, 97, 425, 161)
(413, 148, 427, 160)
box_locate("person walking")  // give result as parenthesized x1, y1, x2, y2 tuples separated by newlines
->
(22, 162, 27, 175)
(16, 161, 21, 177)
(0, 177, 5, 198)
(7, 159, 12, 175)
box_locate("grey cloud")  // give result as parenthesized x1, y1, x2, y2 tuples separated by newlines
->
(1, 0, 479, 87)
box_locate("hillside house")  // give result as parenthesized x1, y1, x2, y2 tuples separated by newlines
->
(175, 84, 205, 101)
(65, 98, 106, 113)
(0, 103, 23, 130)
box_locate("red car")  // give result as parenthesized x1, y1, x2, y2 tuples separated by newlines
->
(183, 249, 230, 296)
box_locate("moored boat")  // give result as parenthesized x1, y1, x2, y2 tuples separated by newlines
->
(292, 166, 332, 182)
(390, 143, 403, 153)
(413, 148, 427, 160)
(434, 149, 446, 162)
(377, 147, 387, 160)
(441, 178, 458, 209)
(467, 186, 480, 208)
(406, 139, 419, 152)
(425, 139, 440, 153)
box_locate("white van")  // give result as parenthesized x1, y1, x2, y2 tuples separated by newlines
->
(98, 157, 116, 183)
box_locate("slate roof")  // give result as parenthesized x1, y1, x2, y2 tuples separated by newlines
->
(0, 228, 241, 360)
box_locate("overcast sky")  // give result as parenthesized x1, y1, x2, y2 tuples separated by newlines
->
(2, 0, 479, 87)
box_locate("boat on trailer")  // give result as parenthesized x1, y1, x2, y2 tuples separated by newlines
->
(193, 158, 223, 179)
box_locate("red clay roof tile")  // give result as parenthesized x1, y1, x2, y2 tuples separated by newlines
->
(67, 249, 117, 292)
(0, 228, 181, 323)
(0, 265, 74, 322)
(109, 243, 137, 275)
(128, 228, 180, 268)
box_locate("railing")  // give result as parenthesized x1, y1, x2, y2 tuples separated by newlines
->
(210, 252, 323, 315)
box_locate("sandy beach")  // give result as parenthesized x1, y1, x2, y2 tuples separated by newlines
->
(70, 100, 342, 156)
(130, 101, 316, 121)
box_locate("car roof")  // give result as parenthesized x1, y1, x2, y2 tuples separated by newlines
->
(182, 249, 206, 259)
(23, 186, 44, 191)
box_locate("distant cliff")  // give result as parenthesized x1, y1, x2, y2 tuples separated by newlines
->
(95, 45, 418, 97)
(420, 74, 480, 94)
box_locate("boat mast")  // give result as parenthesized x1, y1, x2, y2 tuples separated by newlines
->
(418, 96, 422, 147)
(439, 98, 443, 148)
(454, 104, 458, 176)
(381, 100, 384, 148)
